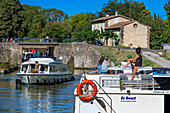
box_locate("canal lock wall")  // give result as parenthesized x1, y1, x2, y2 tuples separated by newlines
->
(0, 43, 101, 69)
(0, 43, 21, 73)
(0, 43, 21, 65)
(54, 43, 101, 68)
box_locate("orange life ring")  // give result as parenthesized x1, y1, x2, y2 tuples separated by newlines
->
(77, 80, 97, 101)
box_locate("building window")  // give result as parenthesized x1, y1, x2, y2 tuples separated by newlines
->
(97, 23, 99, 30)
(133, 23, 138, 28)
(101, 23, 103, 29)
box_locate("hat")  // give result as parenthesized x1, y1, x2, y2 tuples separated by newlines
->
(127, 54, 132, 58)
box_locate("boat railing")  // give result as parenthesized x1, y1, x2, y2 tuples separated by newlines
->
(92, 79, 116, 113)
(99, 75, 160, 90)
(122, 80, 160, 90)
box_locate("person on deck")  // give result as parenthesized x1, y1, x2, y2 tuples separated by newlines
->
(96, 56, 105, 73)
(123, 47, 142, 80)
(33, 51, 40, 57)
(44, 49, 49, 56)
(28, 48, 32, 53)
(102, 56, 115, 73)
(122, 54, 135, 69)
(34, 61, 39, 73)
(32, 48, 35, 53)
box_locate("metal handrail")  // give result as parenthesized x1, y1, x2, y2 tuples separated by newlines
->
(0, 37, 87, 43)
(92, 79, 116, 113)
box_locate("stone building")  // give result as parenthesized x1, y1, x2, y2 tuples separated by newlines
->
(91, 12, 151, 48)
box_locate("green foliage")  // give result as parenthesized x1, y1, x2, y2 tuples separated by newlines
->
(0, 0, 169, 48)
(100, 30, 118, 46)
(43, 22, 71, 38)
(68, 13, 88, 31)
(22, 5, 67, 38)
(164, 1, 170, 25)
(0, 62, 10, 69)
(0, 0, 24, 38)
(98, 0, 150, 20)
(21, 5, 44, 37)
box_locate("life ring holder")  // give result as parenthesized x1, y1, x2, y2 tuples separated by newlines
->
(77, 80, 97, 101)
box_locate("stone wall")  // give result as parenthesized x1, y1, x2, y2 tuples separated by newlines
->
(54, 43, 101, 68)
(123, 21, 150, 48)
(0, 43, 21, 65)
(0, 43, 101, 68)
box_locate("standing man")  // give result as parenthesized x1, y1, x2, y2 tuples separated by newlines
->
(46, 35, 49, 43)
(42, 34, 45, 42)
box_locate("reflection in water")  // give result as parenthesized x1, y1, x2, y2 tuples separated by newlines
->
(0, 69, 85, 113)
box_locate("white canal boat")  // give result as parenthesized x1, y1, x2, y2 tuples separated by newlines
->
(74, 66, 170, 113)
(16, 57, 74, 85)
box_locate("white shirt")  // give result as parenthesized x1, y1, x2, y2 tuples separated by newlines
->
(102, 60, 115, 70)
(102, 60, 109, 70)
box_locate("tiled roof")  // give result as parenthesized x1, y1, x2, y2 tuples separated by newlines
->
(105, 20, 135, 29)
(91, 14, 132, 23)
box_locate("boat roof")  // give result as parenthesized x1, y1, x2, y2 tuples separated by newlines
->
(28, 56, 56, 61)
(22, 61, 66, 65)
(22, 57, 65, 65)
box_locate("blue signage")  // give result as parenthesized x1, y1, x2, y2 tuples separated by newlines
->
(121, 96, 136, 102)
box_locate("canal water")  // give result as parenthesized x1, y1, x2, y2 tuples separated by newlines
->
(0, 69, 89, 113)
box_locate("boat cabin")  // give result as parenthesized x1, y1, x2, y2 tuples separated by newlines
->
(20, 57, 69, 74)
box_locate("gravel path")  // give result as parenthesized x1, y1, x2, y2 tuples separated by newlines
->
(142, 51, 170, 68)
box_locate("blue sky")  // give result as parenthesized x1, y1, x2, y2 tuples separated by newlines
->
(19, 0, 168, 19)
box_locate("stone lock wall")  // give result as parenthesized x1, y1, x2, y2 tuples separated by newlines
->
(54, 43, 101, 68)
(0, 43, 101, 68)
(0, 43, 22, 65)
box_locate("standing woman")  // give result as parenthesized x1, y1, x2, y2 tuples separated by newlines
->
(128, 47, 142, 80)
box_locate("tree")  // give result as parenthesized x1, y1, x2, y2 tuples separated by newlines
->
(149, 14, 165, 49)
(21, 5, 43, 37)
(73, 22, 92, 39)
(41, 8, 67, 22)
(101, 30, 118, 46)
(43, 22, 71, 39)
(68, 13, 88, 32)
(0, 0, 24, 38)
(98, 0, 151, 22)
(164, 1, 170, 26)
(27, 14, 46, 38)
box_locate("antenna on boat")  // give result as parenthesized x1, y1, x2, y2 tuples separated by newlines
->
(82, 57, 86, 80)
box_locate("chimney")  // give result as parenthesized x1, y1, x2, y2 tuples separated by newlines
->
(115, 11, 118, 16)
(106, 14, 109, 17)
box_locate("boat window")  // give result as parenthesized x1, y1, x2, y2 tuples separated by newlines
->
(40, 65, 48, 72)
(59, 68, 67, 72)
(30, 64, 36, 73)
(49, 65, 68, 72)
(21, 65, 28, 72)
(50, 65, 57, 72)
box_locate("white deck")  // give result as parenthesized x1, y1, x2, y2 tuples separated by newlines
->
(74, 72, 170, 113)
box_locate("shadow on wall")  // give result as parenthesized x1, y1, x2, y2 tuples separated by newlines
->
(67, 55, 74, 68)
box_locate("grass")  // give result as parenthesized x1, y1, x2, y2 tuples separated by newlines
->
(95, 47, 162, 67)
(153, 51, 170, 61)
(160, 51, 170, 61)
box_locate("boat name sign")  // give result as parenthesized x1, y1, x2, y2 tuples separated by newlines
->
(121, 96, 136, 102)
